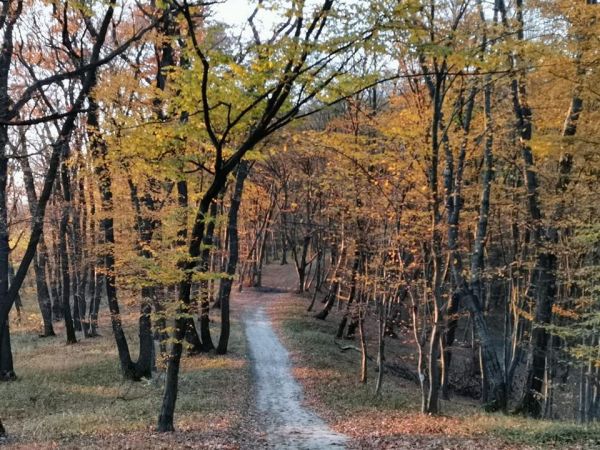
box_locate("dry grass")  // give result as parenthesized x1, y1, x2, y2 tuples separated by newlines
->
(3, 263, 599, 449)
(267, 283, 600, 449)
(1, 299, 254, 449)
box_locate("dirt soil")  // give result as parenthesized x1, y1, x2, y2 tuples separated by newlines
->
(241, 293, 347, 449)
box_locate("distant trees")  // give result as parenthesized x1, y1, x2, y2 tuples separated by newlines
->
(239, 0, 600, 422)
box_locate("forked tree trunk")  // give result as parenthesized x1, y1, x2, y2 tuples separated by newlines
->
(500, 0, 559, 417)
(217, 160, 250, 354)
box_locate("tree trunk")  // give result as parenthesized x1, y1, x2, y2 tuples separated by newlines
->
(158, 172, 228, 431)
(0, 322, 14, 381)
(217, 160, 250, 354)
(16, 134, 55, 336)
(336, 251, 360, 338)
(0, 126, 14, 376)
(87, 170, 101, 336)
(89, 97, 137, 379)
(176, 180, 202, 355)
(58, 162, 77, 345)
(359, 314, 367, 384)
(50, 226, 63, 321)
(503, 0, 561, 417)
(199, 200, 218, 353)
(375, 298, 386, 395)
(314, 239, 345, 318)
(135, 286, 155, 378)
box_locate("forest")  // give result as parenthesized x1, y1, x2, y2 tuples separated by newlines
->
(0, 0, 599, 448)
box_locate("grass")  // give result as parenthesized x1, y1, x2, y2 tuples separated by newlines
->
(1, 301, 252, 449)
(272, 293, 600, 449)
(3, 264, 599, 449)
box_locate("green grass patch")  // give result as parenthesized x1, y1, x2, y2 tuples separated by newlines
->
(279, 303, 415, 413)
(483, 416, 600, 447)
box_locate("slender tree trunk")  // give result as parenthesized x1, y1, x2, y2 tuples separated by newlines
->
(176, 180, 202, 355)
(359, 312, 367, 384)
(423, 67, 445, 416)
(59, 161, 77, 345)
(199, 201, 218, 352)
(159, 173, 228, 431)
(135, 286, 155, 378)
(217, 160, 250, 354)
(88, 97, 137, 379)
(87, 172, 101, 337)
(16, 135, 55, 336)
(50, 224, 63, 321)
(0, 126, 14, 377)
(76, 170, 90, 337)
(336, 251, 360, 338)
(441, 293, 459, 399)
(375, 297, 386, 396)
(0, 322, 14, 380)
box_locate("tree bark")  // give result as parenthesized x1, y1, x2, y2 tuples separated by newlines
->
(176, 179, 202, 355)
(0, 322, 14, 380)
(199, 201, 218, 352)
(500, 0, 558, 417)
(15, 133, 55, 336)
(216, 160, 250, 354)
(158, 174, 228, 431)
(58, 158, 77, 345)
(88, 96, 138, 379)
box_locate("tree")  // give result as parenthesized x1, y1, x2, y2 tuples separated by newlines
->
(157, 0, 380, 431)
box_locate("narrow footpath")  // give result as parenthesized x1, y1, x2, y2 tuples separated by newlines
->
(242, 291, 347, 449)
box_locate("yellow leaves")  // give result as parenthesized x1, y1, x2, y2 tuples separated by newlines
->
(552, 304, 580, 320)
(377, 108, 424, 143)
(514, 305, 534, 322)
(531, 135, 561, 158)
(230, 63, 246, 78)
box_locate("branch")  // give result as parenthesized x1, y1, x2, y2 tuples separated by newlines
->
(6, 18, 159, 121)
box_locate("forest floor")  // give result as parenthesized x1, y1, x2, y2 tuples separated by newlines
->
(1, 263, 599, 449)
(252, 263, 600, 450)
(1, 291, 257, 449)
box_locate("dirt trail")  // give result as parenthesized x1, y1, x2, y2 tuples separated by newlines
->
(242, 289, 347, 449)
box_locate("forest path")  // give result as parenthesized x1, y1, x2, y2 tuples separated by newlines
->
(240, 278, 347, 449)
